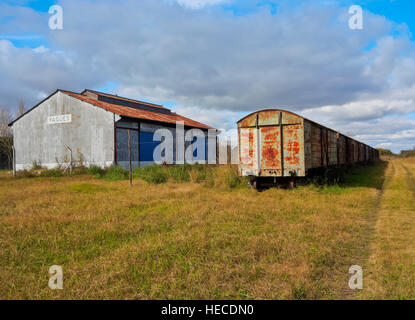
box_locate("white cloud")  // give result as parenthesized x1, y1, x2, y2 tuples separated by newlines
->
(175, 0, 228, 9)
(0, 0, 415, 152)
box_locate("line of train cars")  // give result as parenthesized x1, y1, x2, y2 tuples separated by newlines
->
(237, 109, 379, 188)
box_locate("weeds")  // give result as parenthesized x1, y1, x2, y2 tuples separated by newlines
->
(133, 165, 168, 184)
(39, 169, 64, 177)
(31, 160, 43, 170)
(104, 166, 128, 181)
(87, 165, 106, 178)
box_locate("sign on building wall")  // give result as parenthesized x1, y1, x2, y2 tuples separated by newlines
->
(47, 114, 72, 124)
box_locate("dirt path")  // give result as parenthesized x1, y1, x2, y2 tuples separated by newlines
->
(357, 159, 415, 299)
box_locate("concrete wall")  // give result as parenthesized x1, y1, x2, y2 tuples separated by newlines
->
(12, 91, 116, 170)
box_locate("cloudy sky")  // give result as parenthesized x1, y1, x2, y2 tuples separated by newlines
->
(1, 0, 415, 152)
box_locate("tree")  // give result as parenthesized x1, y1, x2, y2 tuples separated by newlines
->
(16, 98, 26, 118)
(0, 107, 12, 137)
(0, 106, 13, 169)
(377, 148, 393, 156)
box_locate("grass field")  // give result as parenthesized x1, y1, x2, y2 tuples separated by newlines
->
(0, 159, 414, 300)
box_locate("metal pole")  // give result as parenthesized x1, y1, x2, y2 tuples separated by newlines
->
(67, 146, 73, 174)
(128, 130, 132, 186)
(12, 146, 16, 177)
(227, 136, 231, 165)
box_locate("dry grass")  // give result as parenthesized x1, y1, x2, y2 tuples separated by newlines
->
(0, 160, 412, 300)
(357, 158, 415, 299)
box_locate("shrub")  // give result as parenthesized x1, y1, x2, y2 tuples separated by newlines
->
(203, 165, 246, 190)
(203, 169, 215, 188)
(190, 164, 208, 182)
(16, 169, 36, 178)
(167, 165, 190, 182)
(133, 165, 168, 184)
(377, 148, 394, 156)
(104, 166, 128, 181)
(31, 161, 43, 170)
(40, 169, 64, 177)
(87, 165, 106, 177)
(72, 166, 88, 175)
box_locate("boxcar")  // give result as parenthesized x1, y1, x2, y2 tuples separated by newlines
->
(237, 109, 379, 182)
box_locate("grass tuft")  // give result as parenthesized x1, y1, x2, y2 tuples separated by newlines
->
(133, 165, 168, 184)
(104, 166, 128, 181)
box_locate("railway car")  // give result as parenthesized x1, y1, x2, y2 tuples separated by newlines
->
(237, 109, 379, 187)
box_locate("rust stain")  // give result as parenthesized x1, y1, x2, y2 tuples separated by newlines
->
(261, 127, 280, 168)
(240, 128, 255, 166)
(239, 114, 257, 127)
(259, 110, 279, 126)
(284, 141, 300, 165)
(262, 146, 279, 167)
(62, 91, 213, 130)
(248, 130, 254, 159)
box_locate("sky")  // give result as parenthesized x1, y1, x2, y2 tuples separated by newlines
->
(1, 0, 415, 153)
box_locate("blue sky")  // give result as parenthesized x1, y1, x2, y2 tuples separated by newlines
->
(1, 0, 415, 152)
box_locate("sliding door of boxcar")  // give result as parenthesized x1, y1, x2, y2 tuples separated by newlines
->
(283, 124, 305, 176)
(260, 126, 281, 176)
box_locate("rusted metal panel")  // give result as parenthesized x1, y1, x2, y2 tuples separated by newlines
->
(321, 127, 328, 167)
(337, 134, 347, 164)
(328, 130, 337, 165)
(260, 126, 282, 176)
(359, 143, 365, 162)
(310, 123, 322, 168)
(282, 112, 302, 125)
(238, 113, 257, 128)
(283, 124, 305, 176)
(353, 140, 359, 162)
(258, 110, 280, 126)
(304, 121, 312, 170)
(348, 139, 357, 162)
(238, 127, 258, 176)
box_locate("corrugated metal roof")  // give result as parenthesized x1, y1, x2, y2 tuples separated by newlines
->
(62, 91, 214, 130)
(81, 89, 170, 111)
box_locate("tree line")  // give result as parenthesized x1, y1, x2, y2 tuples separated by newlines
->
(0, 99, 26, 169)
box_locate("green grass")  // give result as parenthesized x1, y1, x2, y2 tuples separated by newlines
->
(103, 166, 129, 181)
(133, 165, 169, 184)
(342, 161, 387, 189)
(87, 165, 106, 177)
(39, 169, 64, 178)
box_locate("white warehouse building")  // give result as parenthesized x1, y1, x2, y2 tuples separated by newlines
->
(8, 89, 217, 171)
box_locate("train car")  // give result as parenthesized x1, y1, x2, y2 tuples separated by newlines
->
(237, 109, 379, 186)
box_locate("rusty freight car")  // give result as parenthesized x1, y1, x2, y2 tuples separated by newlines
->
(237, 109, 379, 188)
